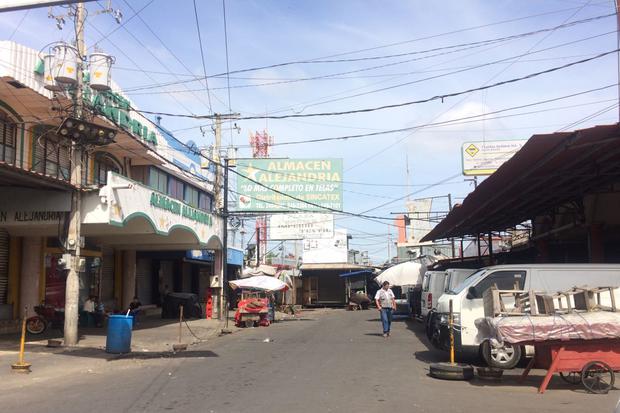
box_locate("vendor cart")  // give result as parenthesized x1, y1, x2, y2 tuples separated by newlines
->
(520, 338, 620, 394)
(234, 293, 270, 328)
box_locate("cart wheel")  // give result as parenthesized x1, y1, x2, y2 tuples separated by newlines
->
(559, 372, 581, 385)
(581, 361, 615, 394)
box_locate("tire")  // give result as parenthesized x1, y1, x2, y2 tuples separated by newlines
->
(430, 362, 474, 381)
(581, 361, 615, 394)
(481, 340, 522, 369)
(26, 316, 47, 335)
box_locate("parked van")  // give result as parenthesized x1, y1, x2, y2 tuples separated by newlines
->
(420, 271, 446, 320)
(431, 264, 620, 369)
(443, 268, 477, 295)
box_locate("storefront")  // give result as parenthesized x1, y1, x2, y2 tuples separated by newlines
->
(82, 171, 223, 310)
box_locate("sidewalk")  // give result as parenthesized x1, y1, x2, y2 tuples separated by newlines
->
(0, 313, 232, 388)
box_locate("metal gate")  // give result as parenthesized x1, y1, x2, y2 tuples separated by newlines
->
(100, 248, 114, 302)
(0, 229, 8, 304)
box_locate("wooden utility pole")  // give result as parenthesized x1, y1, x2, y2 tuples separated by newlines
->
(64, 1, 85, 346)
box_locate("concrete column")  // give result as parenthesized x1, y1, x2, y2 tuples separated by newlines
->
(122, 249, 136, 310)
(588, 223, 605, 263)
(19, 237, 42, 318)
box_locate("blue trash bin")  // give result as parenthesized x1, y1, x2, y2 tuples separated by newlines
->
(106, 315, 133, 353)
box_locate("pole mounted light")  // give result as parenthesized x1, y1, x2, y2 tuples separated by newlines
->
(57, 117, 116, 146)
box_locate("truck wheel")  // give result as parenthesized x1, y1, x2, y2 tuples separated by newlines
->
(430, 362, 474, 380)
(481, 340, 522, 369)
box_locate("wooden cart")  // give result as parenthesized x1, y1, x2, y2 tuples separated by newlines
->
(519, 338, 620, 394)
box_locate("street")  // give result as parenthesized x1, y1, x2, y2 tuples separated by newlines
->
(1, 309, 618, 413)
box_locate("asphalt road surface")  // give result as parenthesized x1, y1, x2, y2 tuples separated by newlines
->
(3, 309, 619, 413)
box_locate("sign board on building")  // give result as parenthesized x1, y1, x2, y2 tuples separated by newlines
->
(302, 228, 348, 264)
(462, 140, 527, 176)
(82, 172, 221, 246)
(270, 213, 334, 240)
(0, 188, 71, 226)
(235, 158, 343, 212)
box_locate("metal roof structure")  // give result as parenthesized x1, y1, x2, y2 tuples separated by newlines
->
(422, 123, 620, 241)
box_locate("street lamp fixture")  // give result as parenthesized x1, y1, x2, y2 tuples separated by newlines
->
(57, 117, 116, 146)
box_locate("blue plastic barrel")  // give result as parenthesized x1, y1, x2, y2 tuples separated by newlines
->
(105, 315, 133, 353)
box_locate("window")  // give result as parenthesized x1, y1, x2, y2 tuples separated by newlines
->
(93, 153, 120, 186)
(199, 192, 213, 212)
(149, 167, 167, 193)
(0, 111, 16, 164)
(184, 185, 199, 208)
(471, 271, 526, 299)
(32, 130, 71, 181)
(167, 176, 184, 200)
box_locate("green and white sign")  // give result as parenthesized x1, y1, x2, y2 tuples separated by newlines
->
(236, 158, 343, 212)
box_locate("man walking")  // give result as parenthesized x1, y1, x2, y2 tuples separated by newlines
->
(375, 281, 396, 337)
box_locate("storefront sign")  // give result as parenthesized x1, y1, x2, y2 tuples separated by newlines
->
(235, 158, 343, 212)
(150, 193, 213, 226)
(186, 247, 244, 266)
(270, 213, 334, 240)
(84, 172, 220, 246)
(87, 89, 158, 145)
(462, 140, 527, 176)
(302, 228, 348, 264)
(0, 188, 71, 226)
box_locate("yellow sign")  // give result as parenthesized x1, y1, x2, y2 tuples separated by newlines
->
(465, 144, 479, 157)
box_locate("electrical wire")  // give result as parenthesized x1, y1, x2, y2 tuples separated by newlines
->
(119, 10, 615, 93)
(221, 0, 234, 146)
(192, 0, 214, 113)
(8, 9, 30, 40)
(128, 50, 619, 121)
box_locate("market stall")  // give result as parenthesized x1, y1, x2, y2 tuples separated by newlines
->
(229, 276, 289, 328)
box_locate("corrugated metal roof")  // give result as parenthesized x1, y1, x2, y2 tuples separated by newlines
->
(422, 123, 620, 241)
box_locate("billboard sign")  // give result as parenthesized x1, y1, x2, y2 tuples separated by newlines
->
(302, 229, 348, 264)
(462, 140, 527, 176)
(235, 158, 343, 212)
(270, 213, 334, 240)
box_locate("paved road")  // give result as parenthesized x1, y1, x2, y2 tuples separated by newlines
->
(2, 309, 619, 412)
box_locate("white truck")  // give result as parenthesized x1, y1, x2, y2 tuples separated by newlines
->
(430, 264, 620, 369)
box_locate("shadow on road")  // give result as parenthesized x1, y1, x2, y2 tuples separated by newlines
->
(364, 333, 386, 337)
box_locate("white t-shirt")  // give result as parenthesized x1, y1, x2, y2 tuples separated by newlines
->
(374, 288, 395, 308)
(83, 299, 95, 313)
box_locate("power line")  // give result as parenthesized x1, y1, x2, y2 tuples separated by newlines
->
(192, 0, 214, 114)
(128, 50, 619, 121)
(118, 9, 615, 93)
(8, 9, 30, 40)
(88, 0, 155, 51)
(346, 0, 599, 174)
(221, 0, 233, 146)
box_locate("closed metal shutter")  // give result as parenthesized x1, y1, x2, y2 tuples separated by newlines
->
(0, 230, 9, 305)
(136, 258, 152, 305)
(100, 248, 114, 302)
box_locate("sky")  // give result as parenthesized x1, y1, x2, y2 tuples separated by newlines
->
(1, 0, 619, 263)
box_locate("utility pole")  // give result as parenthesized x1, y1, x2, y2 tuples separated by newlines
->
(64, 1, 85, 346)
(387, 225, 392, 264)
(221, 157, 229, 324)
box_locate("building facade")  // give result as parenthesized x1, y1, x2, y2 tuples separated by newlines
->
(0, 41, 225, 326)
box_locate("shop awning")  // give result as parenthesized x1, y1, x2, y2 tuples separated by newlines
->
(339, 270, 374, 278)
(422, 123, 620, 241)
(301, 263, 372, 271)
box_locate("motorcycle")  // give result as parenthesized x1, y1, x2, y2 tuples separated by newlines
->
(26, 304, 64, 335)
